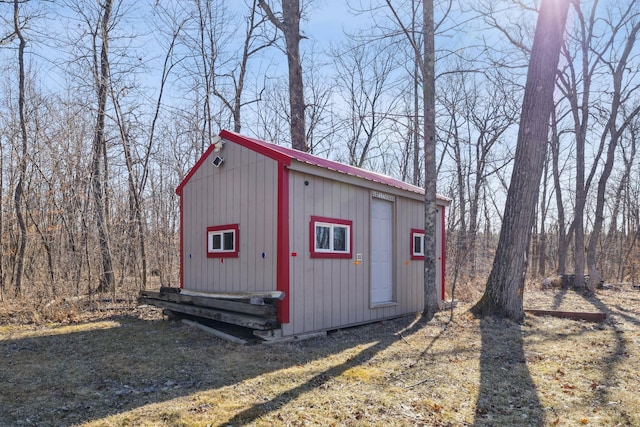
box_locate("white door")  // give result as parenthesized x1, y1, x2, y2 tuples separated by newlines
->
(370, 198, 393, 304)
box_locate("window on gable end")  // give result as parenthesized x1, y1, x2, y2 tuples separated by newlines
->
(207, 224, 239, 258)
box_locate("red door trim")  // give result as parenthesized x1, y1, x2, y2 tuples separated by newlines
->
(276, 163, 290, 324)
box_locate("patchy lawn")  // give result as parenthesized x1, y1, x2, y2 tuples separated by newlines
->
(1, 285, 639, 426)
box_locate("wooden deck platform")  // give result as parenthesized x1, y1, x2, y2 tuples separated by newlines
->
(139, 288, 279, 331)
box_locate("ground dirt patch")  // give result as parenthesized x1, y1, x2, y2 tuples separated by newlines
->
(1, 285, 639, 426)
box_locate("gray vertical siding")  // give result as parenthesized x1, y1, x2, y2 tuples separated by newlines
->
(282, 170, 428, 336)
(182, 141, 278, 293)
(394, 195, 426, 315)
(181, 138, 445, 337)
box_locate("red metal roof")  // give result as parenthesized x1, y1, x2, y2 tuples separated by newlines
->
(219, 130, 426, 196)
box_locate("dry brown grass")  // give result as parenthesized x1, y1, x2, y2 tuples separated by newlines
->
(1, 284, 639, 426)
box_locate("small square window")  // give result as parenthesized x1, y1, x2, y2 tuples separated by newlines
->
(411, 228, 425, 260)
(207, 224, 239, 258)
(310, 216, 352, 259)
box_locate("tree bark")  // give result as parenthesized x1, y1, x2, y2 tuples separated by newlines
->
(383, 0, 439, 319)
(537, 153, 549, 278)
(471, 0, 570, 321)
(550, 108, 568, 275)
(422, 0, 439, 319)
(258, 0, 308, 152)
(13, 0, 28, 297)
(92, 0, 115, 292)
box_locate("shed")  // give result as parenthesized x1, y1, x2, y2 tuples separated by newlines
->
(174, 130, 449, 339)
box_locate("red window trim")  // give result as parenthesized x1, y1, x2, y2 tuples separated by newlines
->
(206, 223, 239, 258)
(411, 228, 425, 260)
(309, 216, 353, 259)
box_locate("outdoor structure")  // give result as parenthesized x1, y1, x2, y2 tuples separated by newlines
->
(150, 130, 449, 340)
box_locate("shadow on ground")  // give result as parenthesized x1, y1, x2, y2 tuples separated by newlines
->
(0, 312, 425, 426)
(578, 291, 637, 425)
(473, 317, 544, 426)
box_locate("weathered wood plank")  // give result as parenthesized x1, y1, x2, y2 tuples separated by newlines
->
(138, 297, 278, 330)
(180, 289, 285, 301)
(182, 319, 249, 345)
(139, 290, 277, 317)
(525, 309, 606, 322)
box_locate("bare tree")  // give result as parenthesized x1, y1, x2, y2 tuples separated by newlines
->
(251, 77, 291, 143)
(258, 0, 308, 151)
(11, 0, 28, 296)
(90, 0, 115, 292)
(383, 0, 440, 318)
(439, 69, 518, 283)
(555, 0, 601, 291)
(421, 0, 439, 319)
(471, 0, 570, 321)
(552, 0, 640, 292)
(606, 122, 637, 281)
(331, 39, 400, 168)
(303, 56, 335, 155)
(213, 0, 276, 133)
(549, 105, 572, 276)
(190, 0, 228, 152)
(585, 11, 640, 290)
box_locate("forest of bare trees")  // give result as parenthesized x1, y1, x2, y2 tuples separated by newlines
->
(1, 0, 639, 308)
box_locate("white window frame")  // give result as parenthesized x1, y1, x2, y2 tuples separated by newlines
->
(206, 224, 239, 258)
(411, 229, 425, 260)
(310, 216, 352, 259)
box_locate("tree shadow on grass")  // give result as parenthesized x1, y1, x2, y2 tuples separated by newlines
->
(473, 318, 544, 427)
(552, 288, 568, 310)
(576, 291, 636, 424)
(0, 312, 428, 427)
(219, 316, 438, 426)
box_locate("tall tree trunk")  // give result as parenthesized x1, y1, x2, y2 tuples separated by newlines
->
(195, 0, 215, 154)
(282, 0, 306, 152)
(471, 0, 570, 321)
(412, 0, 420, 187)
(422, 0, 439, 319)
(113, 96, 148, 290)
(607, 131, 636, 281)
(13, 0, 28, 297)
(537, 151, 549, 277)
(383, 0, 439, 318)
(550, 108, 568, 275)
(92, 0, 115, 293)
(574, 139, 586, 291)
(562, 0, 599, 292)
(26, 206, 56, 296)
(259, 0, 308, 152)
